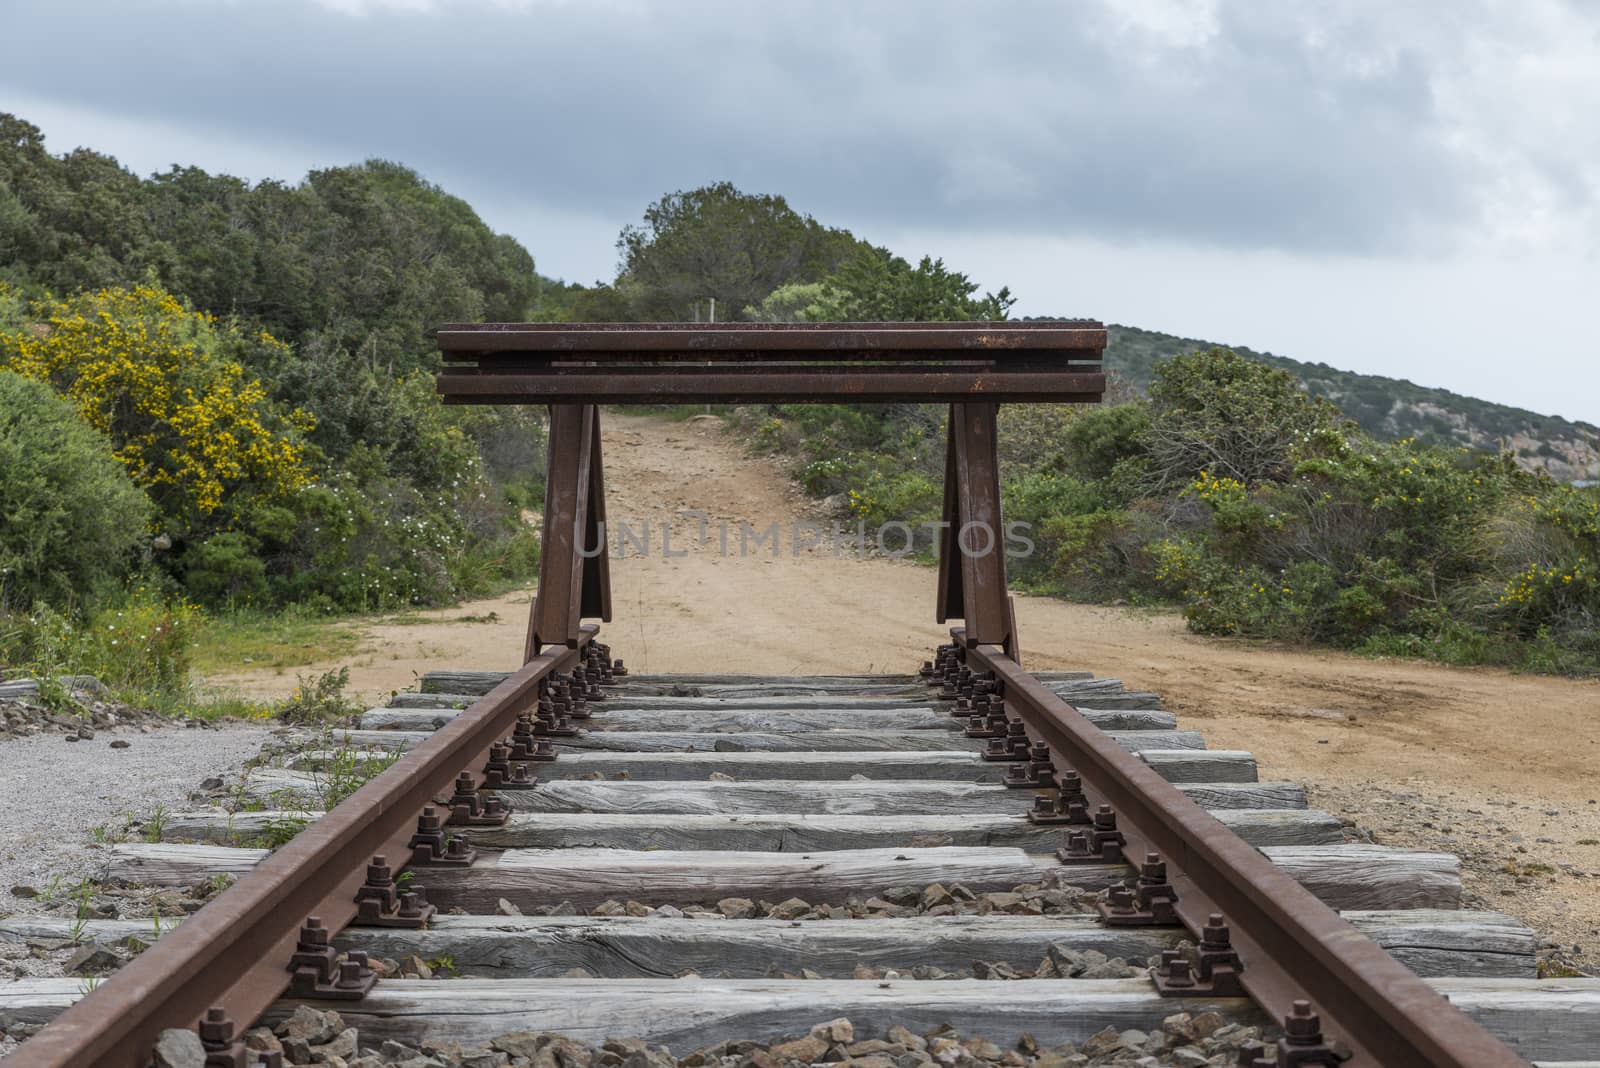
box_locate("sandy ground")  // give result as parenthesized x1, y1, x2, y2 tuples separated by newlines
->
(209, 412, 1600, 964)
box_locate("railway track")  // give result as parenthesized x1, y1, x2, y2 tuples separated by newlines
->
(3, 639, 1598, 1065)
(4, 324, 1596, 1065)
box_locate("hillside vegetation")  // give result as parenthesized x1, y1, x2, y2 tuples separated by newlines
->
(1, 108, 1595, 710)
(1099, 325, 1600, 483)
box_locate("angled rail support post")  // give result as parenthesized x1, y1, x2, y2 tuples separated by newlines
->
(936, 401, 1016, 658)
(526, 403, 612, 660)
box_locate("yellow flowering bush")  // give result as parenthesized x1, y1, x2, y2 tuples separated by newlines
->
(0, 284, 315, 528)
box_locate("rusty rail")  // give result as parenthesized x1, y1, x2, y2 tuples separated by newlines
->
(7, 626, 600, 1068)
(435, 322, 1106, 405)
(946, 634, 1530, 1068)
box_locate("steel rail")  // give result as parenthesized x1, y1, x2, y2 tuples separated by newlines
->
(438, 368, 1106, 404)
(7, 625, 598, 1068)
(437, 321, 1107, 354)
(958, 637, 1530, 1068)
(444, 351, 1106, 365)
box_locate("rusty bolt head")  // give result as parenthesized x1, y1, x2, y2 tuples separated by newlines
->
(1057, 770, 1083, 793)
(1140, 852, 1166, 881)
(1066, 830, 1089, 853)
(198, 1006, 233, 1046)
(453, 771, 476, 795)
(1005, 720, 1027, 737)
(399, 892, 422, 918)
(1107, 886, 1136, 913)
(1031, 794, 1056, 815)
(1202, 913, 1232, 949)
(1093, 804, 1117, 830)
(1029, 742, 1050, 762)
(1162, 953, 1195, 988)
(490, 743, 509, 761)
(366, 857, 393, 884)
(337, 959, 366, 988)
(298, 917, 329, 947)
(417, 807, 442, 832)
(1284, 1000, 1324, 1043)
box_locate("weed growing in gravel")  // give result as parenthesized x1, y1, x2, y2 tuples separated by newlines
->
(252, 814, 310, 849)
(310, 742, 402, 810)
(275, 668, 361, 725)
(142, 805, 169, 843)
(88, 813, 137, 846)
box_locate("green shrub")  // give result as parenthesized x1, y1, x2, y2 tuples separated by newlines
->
(1142, 348, 1347, 491)
(1061, 403, 1150, 482)
(184, 532, 271, 610)
(0, 370, 152, 612)
(1, 588, 195, 703)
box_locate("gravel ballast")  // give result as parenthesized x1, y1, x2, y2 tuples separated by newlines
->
(0, 722, 277, 916)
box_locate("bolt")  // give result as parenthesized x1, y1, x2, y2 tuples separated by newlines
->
(298, 917, 329, 948)
(1202, 913, 1232, 950)
(366, 856, 394, 886)
(1093, 804, 1117, 830)
(198, 1006, 234, 1047)
(337, 959, 367, 989)
(1140, 852, 1167, 883)
(1162, 952, 1195, 989)
(1283, 1000, 1324, 1044)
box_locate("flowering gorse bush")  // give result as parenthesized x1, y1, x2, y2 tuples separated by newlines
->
(0, 284, 315, 528)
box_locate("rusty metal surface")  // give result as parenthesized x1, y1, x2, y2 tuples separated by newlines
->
(527, 404, 609, 660)
(947, 403, 1010, 648)
(438, 367, 1106, 404)
(954, 638, 1531, 1068)
(6, 627, 598, 1068)
(438, 321, 1107, 356)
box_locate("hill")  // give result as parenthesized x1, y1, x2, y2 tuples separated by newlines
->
(1100, 324, 1600, 483)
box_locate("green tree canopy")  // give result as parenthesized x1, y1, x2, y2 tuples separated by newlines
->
(746, 248, 1014, 322)
(0, 370, 152, 611)
(1142, 348, 1349, 490)
(616, 182, 865, 320)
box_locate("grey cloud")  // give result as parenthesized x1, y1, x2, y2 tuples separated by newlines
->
(0, 0, 1536, 256)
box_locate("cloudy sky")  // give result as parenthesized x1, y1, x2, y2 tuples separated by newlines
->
(4, 0, 1597, 421)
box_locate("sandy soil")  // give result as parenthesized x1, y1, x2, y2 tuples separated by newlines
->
(209, 412, 1600, 965)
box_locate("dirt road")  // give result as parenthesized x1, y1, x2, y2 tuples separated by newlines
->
(212, 411, 1600, 961)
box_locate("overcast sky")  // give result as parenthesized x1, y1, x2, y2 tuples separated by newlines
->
(4, 0, 1597, 422)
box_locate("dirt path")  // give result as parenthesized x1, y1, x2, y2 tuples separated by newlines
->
(210, 411, 1600, 963)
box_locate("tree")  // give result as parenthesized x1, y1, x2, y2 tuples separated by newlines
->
(746, 248, 1014, 322)
(1142, 348, 1348, 491)
(0, 370, 152, 611)
(0, 284, 315, 534)
(617, 182, 863, 320)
